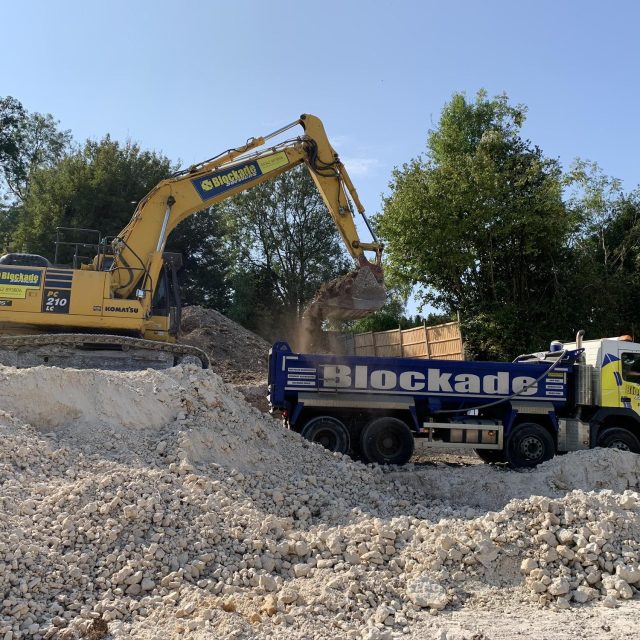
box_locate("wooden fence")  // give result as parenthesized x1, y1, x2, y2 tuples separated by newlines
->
(327, 321, 463, 360)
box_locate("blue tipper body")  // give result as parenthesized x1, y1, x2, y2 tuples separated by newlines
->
(268, 342, 579, 433)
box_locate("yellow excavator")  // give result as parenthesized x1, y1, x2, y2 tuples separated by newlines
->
(0, 114, 385, 369)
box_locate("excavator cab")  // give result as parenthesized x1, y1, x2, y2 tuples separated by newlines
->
(0, 253, 52, 268)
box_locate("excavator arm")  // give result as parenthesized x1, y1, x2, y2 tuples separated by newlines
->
(107, 114, 385, 320)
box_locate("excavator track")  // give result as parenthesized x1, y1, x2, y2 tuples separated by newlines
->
(0, 334, 209, 370)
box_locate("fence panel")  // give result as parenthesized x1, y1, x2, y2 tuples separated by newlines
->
(370, 328, 402, 357)
(349, 321, 463, 360)
(425, 322, 464, 360)
(400, 325, 429, 358)
(353, 332, 375, 356)
(322, 321, 463, 360)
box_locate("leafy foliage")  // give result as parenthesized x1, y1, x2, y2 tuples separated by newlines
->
(226, 265, 283, 336)
(167, 209, 232, 312)
(377, 91, 575, 359)
(15, 136, 174, 260)
(0, 97, 26, 173)
(565, 161, 640, 338)
(0, 96, 71, 248)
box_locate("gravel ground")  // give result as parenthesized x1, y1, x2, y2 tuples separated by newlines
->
(1, 362, 640, 639)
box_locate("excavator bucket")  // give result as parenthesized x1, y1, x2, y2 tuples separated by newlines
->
(305, 265, 387, 321)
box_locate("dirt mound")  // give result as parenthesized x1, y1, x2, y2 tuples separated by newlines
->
(179, 306, 270, 384)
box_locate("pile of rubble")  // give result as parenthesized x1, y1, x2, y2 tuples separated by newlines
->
(179, 306, 270, 410)
(1, 363, 640, 639)
(179, 306, 270, 384)
(401, 481, 640, 611)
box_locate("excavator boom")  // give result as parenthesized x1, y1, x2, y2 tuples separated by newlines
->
(110, 114, 384, 319)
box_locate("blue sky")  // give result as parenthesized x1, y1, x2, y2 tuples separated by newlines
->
(2, 0, 639, 313)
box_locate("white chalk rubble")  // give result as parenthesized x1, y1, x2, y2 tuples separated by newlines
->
(0, 364, 639, 639)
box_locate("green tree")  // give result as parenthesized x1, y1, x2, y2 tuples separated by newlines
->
(0, 97, 25, 172)
(168, 209, 232, 311)
(0, 96, 71, 248)
(15, 136, 174, 260)
(15, 136, 231, 310)
(422, 311, 455, 326)
(226, 264, 282, 335)
(566, 160, 640, 338)
(377, 91, 574, 359)
(224, 165, 351, 336)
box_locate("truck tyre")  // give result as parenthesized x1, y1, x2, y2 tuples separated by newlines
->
(597, 427, 640, 453)
(475, 449, 507, 464)
(301, 416, 350, 455)
(360, 417, 415, 465)
(505, 422, 554, 468)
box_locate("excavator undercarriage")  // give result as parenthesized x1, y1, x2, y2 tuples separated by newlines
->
(0, 333, 209, 370)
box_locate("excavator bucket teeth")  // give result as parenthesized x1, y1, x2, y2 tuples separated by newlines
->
(305, 266, 386, 321)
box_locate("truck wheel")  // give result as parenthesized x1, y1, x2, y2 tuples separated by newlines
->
(505, 422, 554, 468)
(360, 417, 415, 465)
(475, 449, 507, 464)
(597, 428, 640, 453)
(301, 416, 350, 455)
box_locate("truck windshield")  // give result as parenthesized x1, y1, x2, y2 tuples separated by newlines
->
(621, 352, 640, 382)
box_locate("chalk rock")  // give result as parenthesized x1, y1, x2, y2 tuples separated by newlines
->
(292, 563, 310, 578)
(616, 564, 640, 585)
(259, 574, 277, 592)
(575, 585, 598, 602)
(474, 540, 498, 567)
(406, 576, 448, 610)
(520, 558, 538, 574)
(619, 494, 636, 509)
(547, 578, 570, 596)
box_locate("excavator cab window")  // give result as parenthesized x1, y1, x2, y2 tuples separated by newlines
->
(621, 352, 640, 382)
(151, 256, 182, 336)
(151, 268, 169, 316)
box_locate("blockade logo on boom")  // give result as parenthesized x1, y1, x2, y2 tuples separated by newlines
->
(192, 162, 260, 201)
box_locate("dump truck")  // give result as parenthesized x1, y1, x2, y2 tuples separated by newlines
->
(268, 331, 640, 468)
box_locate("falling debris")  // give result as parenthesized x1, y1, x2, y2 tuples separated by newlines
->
(305, 266, 387, 322)
(298, 266, 387, 352)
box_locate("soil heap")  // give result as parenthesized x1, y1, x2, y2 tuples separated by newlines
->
(179, 306, 270, 385)
(179, 306, 270, 411)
